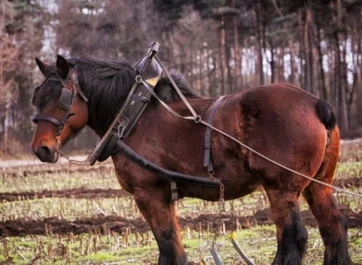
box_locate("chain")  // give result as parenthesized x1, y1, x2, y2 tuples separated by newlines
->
(230, 199, 235, 218)
(209, 171, 225, 248)
(55, 136, 88, 166)
(57, 150, 88, 167)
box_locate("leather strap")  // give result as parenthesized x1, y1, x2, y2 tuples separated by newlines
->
(116, 140, 221, 187)
(203, 96, 226, 173)
(155, 55, 199, 119)
(32, 70, 85, 137)
(170, 181, 179, 202)
(32, 113, 63, 127)
(72, 72, 88, 102)
(131, 94, 151, 103)
(142, 81, 196, 121)
(87, 44, 162, 165)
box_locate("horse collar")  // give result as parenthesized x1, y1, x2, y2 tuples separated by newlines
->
(87, 42, 162, 165)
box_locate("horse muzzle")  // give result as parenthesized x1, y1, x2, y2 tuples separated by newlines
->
(32, 145, 59, 163)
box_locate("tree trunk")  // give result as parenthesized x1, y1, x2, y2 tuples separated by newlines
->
(329, 49, 336, 107)
(226, 45, 233, 93)
(298, 10, 305, 88)
(219, 15, 227, 94)
(198, 49, 204, 96)
(204, 44, 211, 96)
(3, 102, 10, 151)
(315, 25, 327, 100)
(232, 0, 242, 91)
(211, 52, 218, 97)
(269, 40, 276, 83)
(304, 7, 313, 93)
(335, 0, 349, 131)
(255, 0, 264, 85)
(288, 39, 296, 84)
(356, 29, 362, 124)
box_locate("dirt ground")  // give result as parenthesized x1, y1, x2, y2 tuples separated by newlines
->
(0, 188, 130, 202)
(1, 140, 362, 239)
(0, 177, 360, 202)
(1, 206, 361, 237)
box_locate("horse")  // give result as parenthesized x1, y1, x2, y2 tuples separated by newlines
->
(30, 54, 351, 265)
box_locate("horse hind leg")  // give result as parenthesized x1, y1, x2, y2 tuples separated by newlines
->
(303, 128, 351, 265)
(264, 181, 308, 265)
(134, 187, 188, 265)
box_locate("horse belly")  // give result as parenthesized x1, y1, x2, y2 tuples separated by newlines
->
(179, 160, 260, 201)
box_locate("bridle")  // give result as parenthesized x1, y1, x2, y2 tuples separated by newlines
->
(32, 70, 88, 136)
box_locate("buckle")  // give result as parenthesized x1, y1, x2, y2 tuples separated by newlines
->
(116, 116, 129, 139)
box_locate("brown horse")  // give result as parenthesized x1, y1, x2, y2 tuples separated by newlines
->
(31, 55, 351, 265)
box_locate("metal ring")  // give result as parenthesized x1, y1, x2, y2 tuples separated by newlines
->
(194, 115, 202, 123)
(135, 75, 142, 83)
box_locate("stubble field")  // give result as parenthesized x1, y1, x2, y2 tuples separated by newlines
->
(0, 140, 362, 264)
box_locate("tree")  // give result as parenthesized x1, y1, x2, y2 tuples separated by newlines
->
(0, 0, 46, 153)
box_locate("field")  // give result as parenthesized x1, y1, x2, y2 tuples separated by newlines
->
(0, 140, 362, 265)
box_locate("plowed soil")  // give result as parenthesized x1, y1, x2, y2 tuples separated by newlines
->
(0, 177, 361, 202)
(1, 206, 361, 237)
(0, 188, 131, 202)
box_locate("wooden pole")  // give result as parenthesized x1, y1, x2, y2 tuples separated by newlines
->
(210, 248, 223, 265)
(230, 233, 254, 265)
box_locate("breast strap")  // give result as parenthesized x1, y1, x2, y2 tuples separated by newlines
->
(203, 96, 226, 174)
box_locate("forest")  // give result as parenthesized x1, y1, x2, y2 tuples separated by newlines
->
(1, 0, 362, 155)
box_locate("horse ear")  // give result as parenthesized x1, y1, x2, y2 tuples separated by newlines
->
(56, 55, 69, 79)
(35, 58, 51, 76)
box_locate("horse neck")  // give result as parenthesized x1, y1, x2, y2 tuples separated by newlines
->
(80, 69, 199, 137)
(80, 73, 136, 136)
(85, 99, 116, 137)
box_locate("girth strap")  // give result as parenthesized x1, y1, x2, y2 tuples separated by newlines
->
(203, 96, 226, 174)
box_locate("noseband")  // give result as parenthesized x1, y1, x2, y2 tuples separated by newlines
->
(32, 71, 88, 136)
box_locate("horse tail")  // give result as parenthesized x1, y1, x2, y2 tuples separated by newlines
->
(316, 100, 336, 130)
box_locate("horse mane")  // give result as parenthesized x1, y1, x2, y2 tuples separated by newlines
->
(68, 55, 199, 103)
(65, 56, 200, 131)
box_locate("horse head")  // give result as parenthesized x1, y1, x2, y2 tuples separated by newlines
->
(31, 55, 88, 162)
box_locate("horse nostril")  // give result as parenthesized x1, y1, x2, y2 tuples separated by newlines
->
(37, 146, 52, 158)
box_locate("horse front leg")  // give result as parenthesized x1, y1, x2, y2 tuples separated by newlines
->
(134, 187, 188, 265)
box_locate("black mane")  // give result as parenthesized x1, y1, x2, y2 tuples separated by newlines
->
(68, 56, 136, 132)
(33, 55, 200, 134)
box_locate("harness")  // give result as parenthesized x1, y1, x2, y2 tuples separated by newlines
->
(87, 43, 163, 164)
(31, 42, 362, 218)
(169, 96, 226, 201)
(32, 43, 222, 198)
(32, 71, 88, 136)
(203, 96, 226, 176)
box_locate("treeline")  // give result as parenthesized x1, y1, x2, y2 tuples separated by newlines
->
(1, 0, 362, 155)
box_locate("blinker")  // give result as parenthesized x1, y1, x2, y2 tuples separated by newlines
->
(58, 88, 74, 110)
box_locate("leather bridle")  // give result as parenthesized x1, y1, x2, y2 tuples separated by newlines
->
(32, 71, 88, 136)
